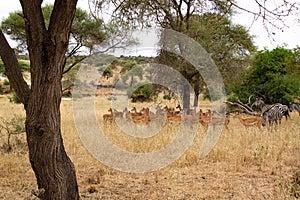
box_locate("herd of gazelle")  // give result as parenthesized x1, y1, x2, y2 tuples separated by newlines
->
(101, 104, 276, 129)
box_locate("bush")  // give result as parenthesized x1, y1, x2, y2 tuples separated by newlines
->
(3, 79, 9, 86)
(18, 60, 30, 72)
(9, 92, 21, 104)
(0, 59, 30, 73)
(163, 94, 172, 100)
(0, 60, 4, 73)
(231, 47, 300, 104)
(98, 66, 113, 79)
(127, 82, 155, 102)
(0, 115, 26, 153)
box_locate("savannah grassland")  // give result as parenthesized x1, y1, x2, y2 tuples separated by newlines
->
(0, 94, 300, 200)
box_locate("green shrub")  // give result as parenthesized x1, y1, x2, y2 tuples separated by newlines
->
(127, 82, 155, 102)
(9, 92, 21, 104)
(18, 60, 30, 72)
(3, 79, 9, 86)
(230, 47, 300, 104)
(0, 59, 30, 73)
(0, 60, 4, 73)
(98, 66, 113, 79)
(163, 94, 172, 100)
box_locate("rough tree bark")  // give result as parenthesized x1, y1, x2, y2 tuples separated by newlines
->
(0, 0, 79, 199)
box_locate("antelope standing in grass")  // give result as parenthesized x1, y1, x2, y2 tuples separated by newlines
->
(131, 107, 150, 125)
(103, 108, 114, 123)
(236, 113, 262, 129)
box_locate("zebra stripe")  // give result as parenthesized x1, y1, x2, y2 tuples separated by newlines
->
(262, 104, 287, 126)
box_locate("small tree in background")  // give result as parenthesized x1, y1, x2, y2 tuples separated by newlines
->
(127, 82, 155, 102)
(121, 60, 143, 87)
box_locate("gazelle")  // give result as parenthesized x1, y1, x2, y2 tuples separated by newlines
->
(199, 109, 229, 129)
(131, 107, 150, 125)
(130, 107, 143, 118)
(211, 116, 230, 129)
(112, 108, 123, 118)
(237, 113, 262, 129)
(199, 109, 212, 126)
(103, 108, 114, 123)
(167, 115, 181, 123)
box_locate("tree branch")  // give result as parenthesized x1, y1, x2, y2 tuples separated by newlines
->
(63, 56, 87, 75)
(224, 100, 260, 116)
(0, 29, 30, 106)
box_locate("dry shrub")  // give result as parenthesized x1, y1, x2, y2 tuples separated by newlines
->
(0, 114, 27, 153)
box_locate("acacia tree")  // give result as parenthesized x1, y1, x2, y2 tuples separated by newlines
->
(120, 60, 143, 87)
(1, 4, 134, 95)
(97, 0, 299, 109)
(0, 0, 79, 199)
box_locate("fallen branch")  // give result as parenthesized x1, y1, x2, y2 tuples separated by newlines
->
(224, 100, 261, 116)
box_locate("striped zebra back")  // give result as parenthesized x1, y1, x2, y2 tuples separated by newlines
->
(261, 104, 275, 114)
(262, 104, 286, 126)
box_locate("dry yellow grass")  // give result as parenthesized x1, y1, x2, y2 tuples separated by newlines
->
(0, 95, 300, 199)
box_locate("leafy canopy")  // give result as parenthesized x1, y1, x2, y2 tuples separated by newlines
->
(231, 47, 300, 104)
(1, 4, 107, 55)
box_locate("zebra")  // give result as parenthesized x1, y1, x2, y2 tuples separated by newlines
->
(290, 103, 300, 116)
(262, 104, 287, 127)
(252, 97, 289, 119)
(279, 104, 290, 121)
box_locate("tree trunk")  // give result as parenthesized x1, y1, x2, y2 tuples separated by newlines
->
(193, 91, 199, 107)
(193, 83, 200, 107)
(183, 83, 190, 113)
(0, 1, 79, 199)
(25, 75, 79, 199)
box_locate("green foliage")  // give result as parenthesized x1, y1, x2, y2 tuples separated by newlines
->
(9, 92, 21, 104)
(163, 94, 172, 100)
(127, 82, 155, 102)
(62, 63, 80, 97)
(3, 79, 9, 86)
(121, 60, 143, 86)
(0, 11, 26, 51)
(231, 47, 300, 104)
(287, 46, 300, 78)
(0, 59, 4, 73)
(98, 66, 113, 79)
(157, 13, 255, 107)
(1, 4, 107, 54)
(18, 60, 30, 72)
(187, 13, 255, 83)
(132, 56, 145, 64)
(0, 59, 30, 74)
(71, 7, 107, 51)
